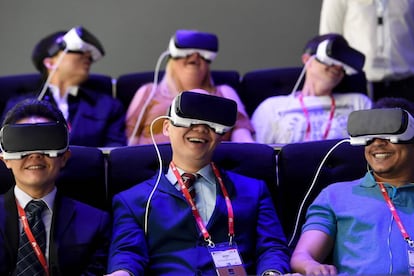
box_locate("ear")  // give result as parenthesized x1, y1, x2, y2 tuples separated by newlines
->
(43, 57, 56, 70)
(0, 155, 11, 169)
(162, 119, 170, 137)
(60, 150, 72, 169)
(301, 53, 311, 64)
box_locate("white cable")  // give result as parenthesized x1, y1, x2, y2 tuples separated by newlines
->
(37, 48, 69, 101)
(288, 138, 350, 247)
(143, 115, 170, 235)
(288, 55, 315, 97)
(127, 50, 170, 146)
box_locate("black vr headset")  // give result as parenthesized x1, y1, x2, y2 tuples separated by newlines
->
(315, 36, 365, 75)
(348, 108, 414, 145)
(48, 26, 105, 62)
(168, 91, 237, 134)
(0, 122, 69, 160)
(168, 30, 219, 62)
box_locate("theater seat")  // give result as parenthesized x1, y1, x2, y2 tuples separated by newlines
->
(0, 73, 114, 117)
(0, 146, 108, 211)
(107, 142, 278, 208)
(276, 139, 366, 247)
(240, 67, 368, 116)
(115, 70, 241, 109)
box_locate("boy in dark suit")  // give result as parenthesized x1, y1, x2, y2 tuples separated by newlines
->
(0, 99, 111, 275)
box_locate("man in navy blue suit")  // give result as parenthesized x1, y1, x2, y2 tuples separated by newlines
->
(0, 99, 111, 275)
(107, 91, 290, 276)
(4, 26, 126, 147)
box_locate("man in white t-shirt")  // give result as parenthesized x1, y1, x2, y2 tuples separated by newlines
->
(251, 34, 372, 144)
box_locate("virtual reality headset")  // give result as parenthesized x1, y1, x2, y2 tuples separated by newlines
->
(0, 122, 69, 160)
(168, 30, 219, 62)
(48, 26, 105, 62)
(348, 108, 414, 145)
(315, 37, 365, 75)
(169, 91, 237, 134)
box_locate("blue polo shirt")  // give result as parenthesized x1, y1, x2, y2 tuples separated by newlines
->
(303, 172, 414, 275)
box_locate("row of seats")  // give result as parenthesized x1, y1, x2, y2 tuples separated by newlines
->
(0, 140, 367, 246)
(0, 67, 367, 117)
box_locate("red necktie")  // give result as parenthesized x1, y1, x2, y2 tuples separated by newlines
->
(182, 173, 197, 200)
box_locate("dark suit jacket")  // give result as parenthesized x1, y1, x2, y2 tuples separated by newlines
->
(108, 170, 290, 275)
(0, 188, 111, 276)
(3, 87, 126, 147)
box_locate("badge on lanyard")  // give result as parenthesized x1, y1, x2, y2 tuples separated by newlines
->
(407, 245, 414, 275)
(208, 242, 247, 276)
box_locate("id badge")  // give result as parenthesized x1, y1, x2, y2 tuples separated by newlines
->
(208, 242, 247, 276)
(408, 246, 414, 275)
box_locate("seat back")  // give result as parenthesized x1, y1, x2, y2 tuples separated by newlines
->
(107, 142, 278, 207)
(0, 73, 114, 117)
(0, 146, 108, 211)
(276, 139, 366, 246)
(240, 67, 368, 116)
(115, 70, 241, 109)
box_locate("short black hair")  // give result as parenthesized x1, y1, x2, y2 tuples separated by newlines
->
(2, 98, 67, 127)
(31, 31, 66, 75)
(373, 97, 414, 117)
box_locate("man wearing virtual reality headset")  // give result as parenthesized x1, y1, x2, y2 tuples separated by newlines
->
(252, 33, 372, 144)
(291, 97, 414, 275)
(0, 99, 111, 275)
(3, 26, 126, 147)
(125, 29, 254, 146)
(107, 91, 290, 276)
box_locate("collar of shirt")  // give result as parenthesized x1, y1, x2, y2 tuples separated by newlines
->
(14, 185, 56, 212)
(49, 84, 79, 100)
(166, 164, 216, 188)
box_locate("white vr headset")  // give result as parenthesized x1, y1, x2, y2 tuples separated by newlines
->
(315, 39, 365, 75)
(168, 30, 218, 62)
(348, 108, 414, 145)
(169, 91, 237, 135)
(0, 122, 69, 160)
(49, 26, 105, 62)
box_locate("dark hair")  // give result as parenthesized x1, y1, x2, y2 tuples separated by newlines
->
(2, 98, 67, 127)
(303, 33, 347, 55)
(373, 97, 414, 117)
(31, 31, 66, 76)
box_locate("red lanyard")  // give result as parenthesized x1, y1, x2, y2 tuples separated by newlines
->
(16, 200, 50, 275)
(298, 94, 336, 141)
(170, 162, 235, 247)
(377, 182, 414, 247)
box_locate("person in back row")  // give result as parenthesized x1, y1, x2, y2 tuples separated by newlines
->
(3, 26, 126, 147)
(251, 33, 372, 144)
(107, 91, 289, 275)
(0, 99, 111, 275)
(125, 29, 254, 145)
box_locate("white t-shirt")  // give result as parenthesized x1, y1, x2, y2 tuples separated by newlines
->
(251, 93, 372, 144)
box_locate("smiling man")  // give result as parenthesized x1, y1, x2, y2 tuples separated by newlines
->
(107, 91, 290, 276)
(0, 99, 111, 275)
(290, 97, 414, 275)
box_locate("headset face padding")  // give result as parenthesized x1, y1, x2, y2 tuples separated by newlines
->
(168, 30, 218, 62)
(0, 122, 69, 160)
(169, 91, 237, 134)
(348, 108, 414, 145)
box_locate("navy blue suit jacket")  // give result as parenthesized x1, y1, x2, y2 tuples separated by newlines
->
(108, 170, 290, 275)
(0, 188, 111, 276)
(3, 87, 126, 147)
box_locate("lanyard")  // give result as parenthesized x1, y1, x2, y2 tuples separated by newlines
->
(298, 94, 336, 141)
(170, 161, 235, 247)
(377, 182, 414, 247)
(16, 200, 50, 276)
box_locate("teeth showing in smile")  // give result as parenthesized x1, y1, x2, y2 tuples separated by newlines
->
(373, 153, 391, 159)
(188, 137, 206, 143)
(27, 165, 44, 170)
